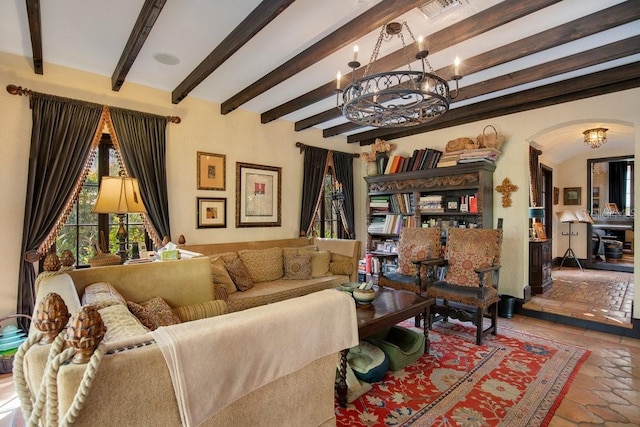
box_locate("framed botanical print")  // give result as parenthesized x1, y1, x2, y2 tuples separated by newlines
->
(197, 197, 226, 228)
(236, 162, 281, 227)
(197, 152, 225, 190)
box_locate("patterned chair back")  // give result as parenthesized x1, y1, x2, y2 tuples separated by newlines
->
(396, 227, 442, 277)
(443, 228, 503, 287)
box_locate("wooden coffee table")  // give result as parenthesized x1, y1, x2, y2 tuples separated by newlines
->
(335, 286, 435, 407)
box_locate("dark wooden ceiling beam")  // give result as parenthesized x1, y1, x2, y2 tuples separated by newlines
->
(172, 0, 295, 104)
(265, 0, 561, 125)
(111, 0, 167, 91)
(323, 34, 640, 137)
(311, 1, 640, 134)
(221, 0, 428, 115)
(346, 62, 640, 144)
(25, 0, 43, 74)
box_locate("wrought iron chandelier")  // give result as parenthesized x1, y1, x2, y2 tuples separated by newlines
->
(583, 127, 608, 149)
(336, 21, 461, 128)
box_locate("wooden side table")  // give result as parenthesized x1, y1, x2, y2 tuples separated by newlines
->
(529, 239, 552, 294)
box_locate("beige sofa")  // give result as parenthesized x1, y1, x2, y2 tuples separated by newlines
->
(182, 237, 361, 312)
(19, 257, 358, 426)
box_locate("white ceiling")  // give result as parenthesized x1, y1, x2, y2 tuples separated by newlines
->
(1, 0, 637, 160)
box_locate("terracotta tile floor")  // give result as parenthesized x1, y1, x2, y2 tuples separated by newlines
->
(522, 267, 635, 329)
(1, 313, 639, 426)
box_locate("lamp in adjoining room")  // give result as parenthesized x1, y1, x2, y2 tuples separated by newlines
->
(583, 127, 608, 149)
(336, 21, 462, 128)
(528, 207, 545, 240)
(93, 175, 147, 263)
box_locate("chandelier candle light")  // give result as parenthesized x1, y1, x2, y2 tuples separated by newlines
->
(336, 22, 462, 128)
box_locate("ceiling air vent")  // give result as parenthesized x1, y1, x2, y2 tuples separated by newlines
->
(419, 0, 463, 19)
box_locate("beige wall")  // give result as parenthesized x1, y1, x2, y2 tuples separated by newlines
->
(1, 51, 638, 321)
(0, 52, 356, 317)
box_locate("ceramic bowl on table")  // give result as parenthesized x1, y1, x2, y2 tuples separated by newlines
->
(352, 288, 376, 305)
(340, 282, 360, 293)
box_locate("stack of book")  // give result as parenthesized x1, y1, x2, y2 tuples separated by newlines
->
(437, 148, 502, 167)
(369, 196, 390, 214)
(418, 195, 444, 213)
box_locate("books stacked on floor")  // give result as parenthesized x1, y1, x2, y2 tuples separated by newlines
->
(384, 148, 443, 174)
(418, 195, 444, 213)
(437, 148, 502, 167)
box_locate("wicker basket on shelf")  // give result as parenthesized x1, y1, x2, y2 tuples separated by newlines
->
(476, 125, 505, 149)
(0, 314, 31, 374)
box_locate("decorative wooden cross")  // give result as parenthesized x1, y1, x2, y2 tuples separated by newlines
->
(496, 177, 518, 207)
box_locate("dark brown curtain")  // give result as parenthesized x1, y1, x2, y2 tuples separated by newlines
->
(529, 146, 542, 206)
(18, 93, 103, 327)
(333, 150, 355, 238)
(300, 146, 328, 235)
(609, 161, 627, 212)
(109, 107, 171, 246)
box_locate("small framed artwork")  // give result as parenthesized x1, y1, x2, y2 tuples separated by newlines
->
(236, 162, 281, 227)
(592, 187, 600, 197)
(197, 197, 227, 228)
(444, 197, 459, 212)
(533, 222, 547, 240)
(197, 152, 226, 190)
(563, 187, 581, 205)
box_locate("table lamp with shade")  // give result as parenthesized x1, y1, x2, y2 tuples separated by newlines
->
(92, 175, 147, 263)
(528, 207, 545, 240)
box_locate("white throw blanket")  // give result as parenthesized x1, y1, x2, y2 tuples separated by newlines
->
(151, 289, 358, 427)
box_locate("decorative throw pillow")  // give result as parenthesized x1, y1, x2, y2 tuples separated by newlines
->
(82, 282, 127, 310)
(99, 304, 149, 341)
(210, 256, 237, 295)
(213, 284, 229, 301)
(444, 252, 494, 287)
(224, 258, 255, 291)
(283, 252, 312, 280)
(330, 261, 354, 276)
(171, 300, 227, 322)
(127, 296, 181, 330)
(310, 251, 331, 278)
(238, 247, 283, 282)
(214, 251, 239, 264)
(127, 301, 158, 330)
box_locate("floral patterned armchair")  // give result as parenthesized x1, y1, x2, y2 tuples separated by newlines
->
(377, 227, 442, 294)
(422, 221, 503, 345)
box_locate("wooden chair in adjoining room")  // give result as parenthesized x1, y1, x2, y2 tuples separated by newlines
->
(422, 221, 503, 345)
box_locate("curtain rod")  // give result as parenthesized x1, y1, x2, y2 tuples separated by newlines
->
(295, 141, 359, 158)
(7, 84, 181, 124)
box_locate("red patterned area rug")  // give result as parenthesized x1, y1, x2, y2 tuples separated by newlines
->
(335, 321, 589, 426)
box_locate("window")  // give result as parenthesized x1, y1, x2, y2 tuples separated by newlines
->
(55, 134, 148, 266)
(309, 173, 344, 239)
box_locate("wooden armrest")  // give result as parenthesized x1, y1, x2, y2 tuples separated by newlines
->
(474, 264, 501, 274)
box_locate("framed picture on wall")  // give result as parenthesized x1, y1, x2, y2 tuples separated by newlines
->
(197, 197, 226, 228)
(236, 162, 281, 227)
(197, 152, 226, 190)
(563, 187, 581, 205)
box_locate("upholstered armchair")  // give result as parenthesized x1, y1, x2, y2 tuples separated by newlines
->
(377, 227, 442, 294)
(422, 223, 503, 345)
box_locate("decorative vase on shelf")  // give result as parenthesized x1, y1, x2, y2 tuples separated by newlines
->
(366, 161, 378, 176)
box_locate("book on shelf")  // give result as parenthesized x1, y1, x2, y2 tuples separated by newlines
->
(381, 148, 444, 174)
